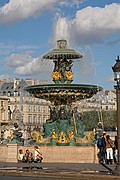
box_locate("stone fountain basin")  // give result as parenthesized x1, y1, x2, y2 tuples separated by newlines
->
(25, 84, 102, 104)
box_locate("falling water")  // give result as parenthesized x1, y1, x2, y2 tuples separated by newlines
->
(72, 47, 95, 84)
(84, 45, 104, 129)
(30, 55, 54, 83)
(52, 16, 71, 47)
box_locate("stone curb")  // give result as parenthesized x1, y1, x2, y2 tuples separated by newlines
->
(0, 170, 120, 180)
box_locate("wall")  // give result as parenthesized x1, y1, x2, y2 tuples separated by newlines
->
(0, 144, 7, 162)
(0, 144, 99, 163)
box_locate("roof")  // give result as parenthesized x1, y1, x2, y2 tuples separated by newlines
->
(15, 80, 28, 91)
(0, 82, 14, 95)
(0, 80, 28, 96)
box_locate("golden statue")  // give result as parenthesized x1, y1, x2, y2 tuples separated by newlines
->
(52, 129, 58, 139)
(57, 131, 68, 144)
(75, 131, 95, 144)
(31, 130, 44, 143)
(68, 130, 74, 139)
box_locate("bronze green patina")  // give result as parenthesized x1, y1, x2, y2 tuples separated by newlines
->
(26, 84, 102, 105)
(25, 39, 102, 146)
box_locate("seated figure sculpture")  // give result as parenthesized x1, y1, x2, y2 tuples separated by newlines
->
(8, 123, 23, 145)
(58, 106, 68, 120)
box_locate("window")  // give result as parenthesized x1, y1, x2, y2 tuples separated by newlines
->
(38, 115, 41, 124)
(8, 91, 11, 96)
(28, 116, 32, 124)
(28, 106, 31, 112)
(106, 106, 108, 110)
(43, 107, 46, 113)
(21, 105, 23, 111)
(38, 106, 42, 112)
(33, 116, 36, 123)
(3, 91, 6, 95)
(33, 106, 36, 112)
(1, 101, 3, 107)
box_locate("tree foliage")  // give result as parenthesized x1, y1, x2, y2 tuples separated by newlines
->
(82, 110, 117, 131)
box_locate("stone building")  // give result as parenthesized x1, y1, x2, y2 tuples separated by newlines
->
(0, 78, 50, 131)
(76, 90, 116, 113)
(0, 96, 9, 138)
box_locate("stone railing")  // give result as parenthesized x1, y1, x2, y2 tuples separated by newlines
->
(0, 144, 99, 163)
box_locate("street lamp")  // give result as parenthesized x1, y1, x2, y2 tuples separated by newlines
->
(112, 55, 120, 175)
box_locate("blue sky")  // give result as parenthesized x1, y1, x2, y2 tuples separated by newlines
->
(0, 0, 120, 90)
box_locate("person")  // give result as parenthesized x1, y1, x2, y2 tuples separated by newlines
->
(23, 149, 34, 163)
(105, 135, 114, 164)
(97, 132, 106, 164)
(34, 146, 43, 163)
(114, 136, 118, 163)
(18, 149, 24, 162)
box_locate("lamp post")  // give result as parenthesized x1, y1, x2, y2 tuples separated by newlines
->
(112, 55, 120, 175)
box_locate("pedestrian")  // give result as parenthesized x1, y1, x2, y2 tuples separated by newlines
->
(97, 132, 106, 164)
(105, 135, 114, 164)
(114, 136, 118, 163)
(34, 146, 43, 163)
(23, 149, 34, 163)
(18, 149, 24, 162)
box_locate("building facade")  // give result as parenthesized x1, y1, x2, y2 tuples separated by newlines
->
(76, 90, 116, 113)
(0, 78, 50, 130)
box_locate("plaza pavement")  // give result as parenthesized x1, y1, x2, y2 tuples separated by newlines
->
(0, 162, 119, 179)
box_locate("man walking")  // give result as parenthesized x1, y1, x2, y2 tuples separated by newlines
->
(97, 132, 106, 163)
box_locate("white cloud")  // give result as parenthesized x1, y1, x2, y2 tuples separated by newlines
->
(0, 0, 84, 24)
(4, 50, 53, 76)
(0, 0, 59, 23)
(5, 52, 33, 67)
(13, 55, 53, 76)
(53, 3, 120, 44)
(0, 41, 38, 57)
(0, 40, 53, 76)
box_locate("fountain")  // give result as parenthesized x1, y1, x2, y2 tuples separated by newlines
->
(25, 39, 102, 146)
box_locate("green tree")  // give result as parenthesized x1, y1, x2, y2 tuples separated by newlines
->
(82, 111, 99, 131)
(102, 110, 117, 131)
(82, 110, 117, 131)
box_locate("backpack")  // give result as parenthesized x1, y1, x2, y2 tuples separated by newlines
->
(97, 137, 103, 148)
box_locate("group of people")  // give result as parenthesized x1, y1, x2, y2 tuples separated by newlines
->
(97, 132, 118, 164)
(18, 146, 43, 163)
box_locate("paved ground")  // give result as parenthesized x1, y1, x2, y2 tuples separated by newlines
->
(0, 162, 119, 180)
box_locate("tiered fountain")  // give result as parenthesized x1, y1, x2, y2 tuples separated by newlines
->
(25, 39, 102, 146)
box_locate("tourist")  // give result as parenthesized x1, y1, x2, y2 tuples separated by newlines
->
(114, 136, 118, 163)
(105, 135, 114, 164)
(23, 149, 34, 163)
(97, 132, 106, 164)
(18, 149, 24, 162)
(34, 146, 43, 163)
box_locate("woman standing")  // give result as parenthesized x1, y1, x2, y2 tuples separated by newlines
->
(106, 135, 114, 164)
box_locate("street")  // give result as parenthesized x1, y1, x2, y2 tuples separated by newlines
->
(0, 175, 79, 180)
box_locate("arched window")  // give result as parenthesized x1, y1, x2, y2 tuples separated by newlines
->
(28, 116, 32, 124)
